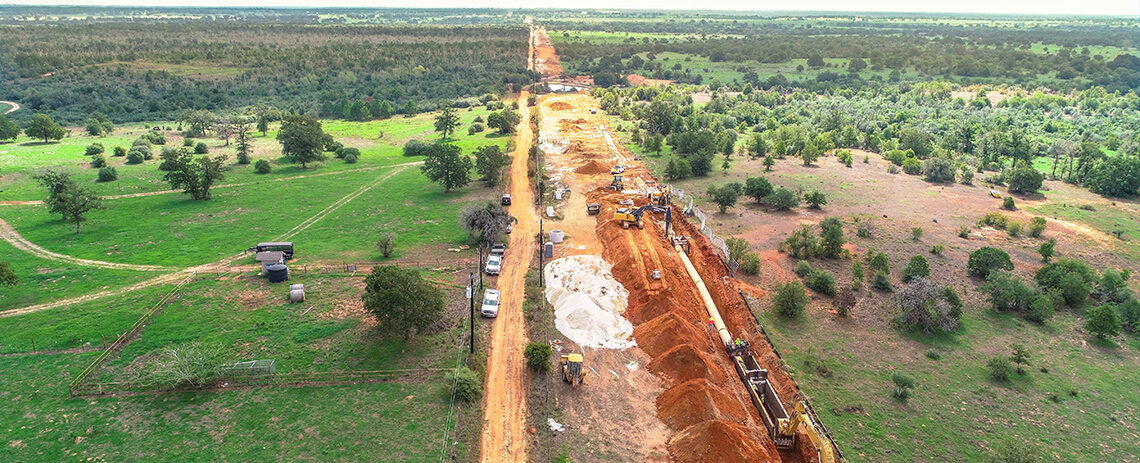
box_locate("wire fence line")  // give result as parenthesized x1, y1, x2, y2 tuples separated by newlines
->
(71, 368, 450, 398)
(670, 184, 737, 272)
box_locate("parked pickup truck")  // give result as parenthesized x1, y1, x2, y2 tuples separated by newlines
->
(485, 254, 502, 275)
(481, 289, 501, 317)
(490, 243, 506, 257)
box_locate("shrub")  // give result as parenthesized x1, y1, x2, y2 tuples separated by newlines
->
(183, 138, 195, 147)
(986, 440, 1040, 463)
(450, 367, 482, 402)
(764, 187, 799, 210)
(335, 146, 360, 159)
(403, 139, 432, 157)
(922, 157, 955, 182)
(194, 142, 209, 154)
(851, 260, 865, 288)
(979, 212, 1008, 229)
(898, 277, 960, 332)
(1007, 165, 1044, 194)
(1035, 259, 1096, 306)
(925, 349, 941, 360)
(803, 190, 827, 209)
(376, 232, 397, 258)
(254, 159, 272, 174)
(958, 225, 970, 239)
(1119, 299, 1140, 333)
(90, 154, 107, 168)
(911, 227, 923, 241)
(1007, 221, 1022, 237)
(902, 255, 930, 283)
(891, 373, 915, 400)
(344, 152, 359, 164)
(886, 164, 900, 174)
(236, 149, 251, 165)
(805, 269, 837, 297)
(142, 130, 166, 145)
(818, 217, 845, 258)
(782, 225, 819, 259)
(867, 250, 890, 274)
(1026, 294, 1055, 323)
(739, 253, 761, 275)
(524, 342, 552, 372)
(871, 270, 893, 292)
(773, 281, 809, 317)
(125, 150, 145, 164)
(1027, 217, 1046, 238)
(85, 143, 104, 156)
(468, 122, 485, 134)
(325, 141, 343, 153)
(856, 223, 871, 238)
(987, 357, 1013, 382)
(902, 157, 921, 175)
(968, 247, 1014, 278)
(1002, 196, 1016, 210)
(794, 260, 814, 278)
(1098, 268, 1133, 303)
(138, 342, 225, 389)
(959, 167, 974, 185)
(97, 166, 118, 182)
(1084, 304, 1121, 339)
(931, 244, 945, 256)
(112, 146, 127, 157)
(980, 272, 1039, 315)
(835, 288, 856, 316)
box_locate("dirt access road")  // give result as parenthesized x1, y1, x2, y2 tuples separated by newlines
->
(1, 101, 18, 114)
(479, 90, 536, 463)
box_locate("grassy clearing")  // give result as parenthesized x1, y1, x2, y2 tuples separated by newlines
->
(759, 306, 1140, 462)
(0, 352, 456, 462)
(0, 238, 159, 313)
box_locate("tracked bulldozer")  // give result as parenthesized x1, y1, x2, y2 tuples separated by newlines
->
(560, 353, 586, 386)
(614, 204, 666, 229)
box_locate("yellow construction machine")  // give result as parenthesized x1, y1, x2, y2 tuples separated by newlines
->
(606, 174, 624, 191)
(777, 401, 838, 463)
(648, 185, 671, 206)
(613, 204, 666, 229)
(560, 353, 586, 386)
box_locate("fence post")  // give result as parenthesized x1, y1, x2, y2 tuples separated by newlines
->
(102, 335, 106, 349)
(31, 338, 35, 353)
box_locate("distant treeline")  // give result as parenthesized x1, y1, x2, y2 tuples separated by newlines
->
(0, 22, 533, 124)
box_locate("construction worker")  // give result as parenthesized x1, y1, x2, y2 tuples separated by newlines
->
(707, 317, 715, 332)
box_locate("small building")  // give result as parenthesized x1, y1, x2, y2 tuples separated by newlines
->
(256, 251, 285, 274)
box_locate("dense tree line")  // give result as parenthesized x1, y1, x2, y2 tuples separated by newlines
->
(0, 22, 532, 124)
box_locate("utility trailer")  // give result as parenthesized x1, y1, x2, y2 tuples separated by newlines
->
(729, 342, 794, 449)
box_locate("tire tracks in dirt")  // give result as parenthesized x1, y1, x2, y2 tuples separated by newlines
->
(479, 90, 535, 463)
(0, 164, 413, 318)
(0, 218, 177, 271)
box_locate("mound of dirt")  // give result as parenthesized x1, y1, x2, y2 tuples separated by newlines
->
(548, 101, 572, 111)
(634, 312, 709, 358)
(667, 420, 773, 463)
(657, 379, 748, 430)
(647, 343, 726, 385)
(574, 160, 610, 175)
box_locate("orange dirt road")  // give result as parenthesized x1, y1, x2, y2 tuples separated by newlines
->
(479, 90, 536, 463)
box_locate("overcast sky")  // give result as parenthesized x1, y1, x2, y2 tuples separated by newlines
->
(3, 1, 1138, 16)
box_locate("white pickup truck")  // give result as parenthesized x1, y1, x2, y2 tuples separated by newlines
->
(485, 254, 502, 275)
(481, 289, 501, 317)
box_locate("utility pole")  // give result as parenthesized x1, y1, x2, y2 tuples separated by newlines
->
(468, 272, 475, 354)
(478, 243, 484, 293)
(538, 218, 544, 288)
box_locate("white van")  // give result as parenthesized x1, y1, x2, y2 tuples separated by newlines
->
(481, 289, 501, 317)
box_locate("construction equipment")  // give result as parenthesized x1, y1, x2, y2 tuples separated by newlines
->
(586, 203, 600, 215)
(560, 353, 586, 386)
(777, 402, 838, 463)
(614, 204, 666, 229)
(606, 174, 624, 191)
(648, 185, 671, 206)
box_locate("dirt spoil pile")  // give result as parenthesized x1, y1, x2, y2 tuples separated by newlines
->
(668, 420, 774, 463)
(634, 312, 708, 359)
(647, 343, 727, 385)
(548, 101, 572, 111)
(574, 160, 611, 175)
(657, 378, 748, 430)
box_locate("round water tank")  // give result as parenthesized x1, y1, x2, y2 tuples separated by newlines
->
(289, 289, 305, 302)
(549, 229, 564, 243)
(289, 284, 304, 291)
(266, 263, 289, 283)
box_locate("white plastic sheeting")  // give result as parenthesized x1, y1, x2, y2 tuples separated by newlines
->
(544, 255, 635, 349)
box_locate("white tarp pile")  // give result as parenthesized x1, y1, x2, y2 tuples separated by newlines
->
(544, 255, 635, 349)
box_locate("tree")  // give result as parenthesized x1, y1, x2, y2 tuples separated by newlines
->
(819, 217, 844, 258)
(25, 113, 66, 143)
(968, 247, 1014, 278)
(1035, 258, 1096, 306)
(724, 237, 750, 263)
(644, 133, 664, 155)
(902, 255, 931, 282)
(764, 187, 799, 210)
(181, 109, 215, 138)
(1084, 156, 1140, 198)
(898, 277, 960, 332)
(706, 182, 742, 213)
(1009, 344, 1031, 374)
(162, 148, 230, 200)
(987, 357, 1013, 382)
(0, 262, 18, 287)
(743, 177, 773, 203)
(800, 144, 820, 166)
(474, 145, 510, 187)
(803, 191, 827, 209)
(85, 111, 114, 136)
(0, 114, 19, 141)
(1084, 304, 1121, 339)
(773, 281, 809, 317)
(32, 168, 74, 220)
(234, 120, 253, 164)
(922, 157, 955, 183)
(450, 367, 482, 403)
(421, 143, 472, 192)
(460, 202, 510, 245)
(376, 232, 397, 258)
(524, 342, 552, 372)
(762, 154, 775, 172)
(252, 103, 280, 135)
(1007, 166, 1044, 194)
(489, 107, 519, 135)
(1038, 238, 1055, 262)
(52, 181, 104, 234)
(215, 116, 234, 146)
(434, 104, 460, 139)
(748, 133, 768, 158)
(362, 265, 444, 340)
(276, 114, 331, 168)
(891, 373, 914, 400)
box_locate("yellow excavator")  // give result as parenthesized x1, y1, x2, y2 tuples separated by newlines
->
(777, 401, 838, 463)
(614, 204, 667, 229)
(560, 353, 586, 386)
(648, 185, 671, 206)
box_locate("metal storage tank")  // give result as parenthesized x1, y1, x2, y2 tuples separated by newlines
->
(266, 263, 289, 283)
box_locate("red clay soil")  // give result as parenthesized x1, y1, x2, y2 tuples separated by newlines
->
(634, 312, 708, 358)
(647, 344, 729, 385)
(547, 101, 573, 111)
(657, 378, 748, 430)
(574, 160, 611, 175)
(668, 420, 776, 463)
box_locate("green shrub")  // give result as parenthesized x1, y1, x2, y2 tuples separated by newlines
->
(773, 281, 809, 317)
(97, 166, 117, 182)
(978, 212, 1009, 229)
(194, 142, 209, 154)
(805, 269, 837, 297)
(1035, 259, 1096, 306)
(902, 255, 930, 283)
(254, 159, 272, 174)
(764, 187, 799, 210)
(90, 154, 107, 168)
(344, 152, 359, 164)
(1119, 299, 1140, 333)
(803, 190, 827, 209)
(1027, 217, 1046, 237)
(524, 342, 552, 372)
(968, 247, 1014, 278)
(782, 225, 819, 259)
(125, 150, 144, 164)
(958, 225, 970, 239)
(871, 270, 893, 292)
(85, 143, 104, 156)
(911, 227, 923, 241)
(450, 367, 482, 403)
(795, 260, 814, 277)
(325, 141, 343, 153)
(1027, 295, 1055, 323)
(851, 260, 865, 288)
(925, 349, 941, 360)
(1038, 239, 1055, 262)
(902, 157, 921, 175)
(986, 440, 1040, 463)
(1007, 221, 1022, 237)
(1002, 196, 1016, 210)
(931, 244, 945, 256)
(1007, 165, 1044, 194)
(739, 253, 761, 275)
(987, 357, 1013, 382)
(335, 146, 360, 159)
(891, 373, 914, 400)
(183, 138, 195, 147)
(1084, 304, 1121, 339)
(867, 250, 890, 274)
(112, 146, 127, 157)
